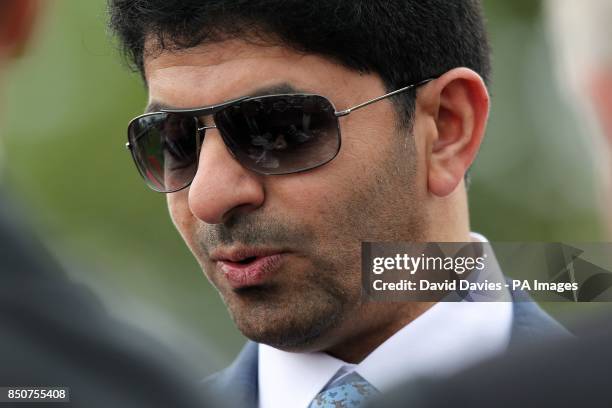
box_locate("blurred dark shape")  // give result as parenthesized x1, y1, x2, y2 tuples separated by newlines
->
(369, 319, 611, 408)
(0, 1, 214, 406)
(0, 194, 214, 408)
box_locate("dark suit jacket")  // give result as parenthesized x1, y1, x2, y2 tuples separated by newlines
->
(370, 315, 612, 408)
(0, 192, 210, 407)
(201, 292, 569, 408)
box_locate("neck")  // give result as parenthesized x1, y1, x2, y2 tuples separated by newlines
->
(324, 301, 434, 364)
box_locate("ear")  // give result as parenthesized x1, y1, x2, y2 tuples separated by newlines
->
(0, 0, 39, 59)
(419, 68, 490, 197)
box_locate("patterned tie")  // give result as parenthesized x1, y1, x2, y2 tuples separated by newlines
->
(308, 372, 379, 408)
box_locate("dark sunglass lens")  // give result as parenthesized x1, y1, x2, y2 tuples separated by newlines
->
(128, 113, 199, 192)
(214, 95, 340, 174)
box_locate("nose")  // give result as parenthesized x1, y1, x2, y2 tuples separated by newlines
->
(188, 130, 265, 224)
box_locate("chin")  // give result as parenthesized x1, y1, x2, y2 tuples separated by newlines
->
(228, 295, 345, 350)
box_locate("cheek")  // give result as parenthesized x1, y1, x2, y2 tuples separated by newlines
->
(266, 176, 339, 229)
(266, 151, 385, 242)
(265, 111, 397, 224)
(167, 190, 197, 245)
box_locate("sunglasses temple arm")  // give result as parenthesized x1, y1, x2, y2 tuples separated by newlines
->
(334, 78, 435, 117)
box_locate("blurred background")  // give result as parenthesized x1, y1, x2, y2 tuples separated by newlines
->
(0, 1, 608, 375)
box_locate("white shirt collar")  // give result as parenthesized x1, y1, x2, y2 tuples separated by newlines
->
(258, 233, 513, 408)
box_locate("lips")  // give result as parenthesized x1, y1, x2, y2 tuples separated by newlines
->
(211, 248, 286, 289)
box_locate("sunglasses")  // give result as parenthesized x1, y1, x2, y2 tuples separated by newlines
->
(126, 78, 434, 193)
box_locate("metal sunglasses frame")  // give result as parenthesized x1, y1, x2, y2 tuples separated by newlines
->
(125, 77, 435, 191)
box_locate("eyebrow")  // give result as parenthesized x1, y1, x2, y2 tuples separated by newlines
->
(144, 83, 305, 114)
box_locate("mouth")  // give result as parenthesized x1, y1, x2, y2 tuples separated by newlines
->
(211, 248, 287, 290)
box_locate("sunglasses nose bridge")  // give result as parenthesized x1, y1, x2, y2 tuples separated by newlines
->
(194, 124, 220, 163)
(195, 112, 217, 130)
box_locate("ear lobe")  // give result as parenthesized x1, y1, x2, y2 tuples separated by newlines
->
(426, 68, 490, 197)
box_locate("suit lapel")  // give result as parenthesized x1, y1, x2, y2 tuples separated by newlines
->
(509, 288, 570, 348)
(201, 341, 259, 408)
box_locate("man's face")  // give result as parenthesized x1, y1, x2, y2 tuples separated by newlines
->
(144, 39, 431, 351)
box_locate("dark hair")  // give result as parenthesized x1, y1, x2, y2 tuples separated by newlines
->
(108, 0, 491, 127)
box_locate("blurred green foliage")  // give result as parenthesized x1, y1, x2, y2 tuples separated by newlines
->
(0, 1, 606, 373)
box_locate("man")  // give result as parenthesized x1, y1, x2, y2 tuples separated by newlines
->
(546, 0, 612, 235)
(0, 2, 209, 406)
(370, 4, 612, 407)
(108, 1, 568, 407)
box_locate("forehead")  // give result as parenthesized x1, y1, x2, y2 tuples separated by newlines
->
(142, 38, 376, 109)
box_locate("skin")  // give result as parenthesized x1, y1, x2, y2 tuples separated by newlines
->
(588, 70, 612, 147)
(588, 69, 612, 235)
(0, 0, 39, 170)
(0, 0, 38, 62)
(143, 38, 489, 363)
(0, 1, 38, 71)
